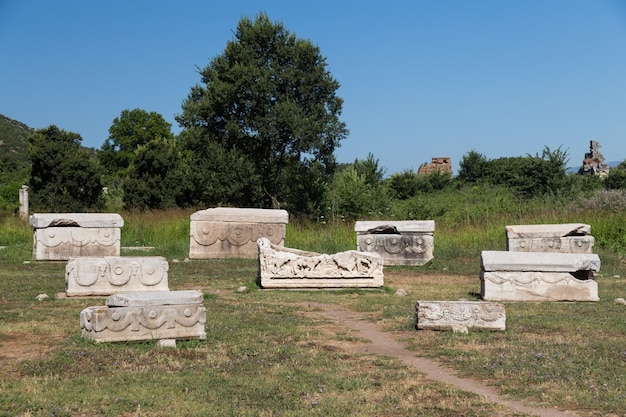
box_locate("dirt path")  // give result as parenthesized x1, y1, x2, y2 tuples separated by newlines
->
(310, 303, 580, 417)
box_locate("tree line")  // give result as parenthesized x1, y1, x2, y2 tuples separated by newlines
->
(8, 13, 626, 218)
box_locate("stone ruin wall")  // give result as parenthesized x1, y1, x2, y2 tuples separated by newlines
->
(417, 157, 452, 175)
(579, 140, 610, 177)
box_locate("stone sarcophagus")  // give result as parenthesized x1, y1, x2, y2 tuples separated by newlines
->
(65, 256, 170, 297)
(29, 213, 123, 261)
(257, 238, 384, 289)
(416, 301, 506, 332)
(80, 290, 206, 343)
(189, 207, 288, 259)
(355, 220, 434, 266)
(505, 223, 594, 253)
(480, 250, 600, 302)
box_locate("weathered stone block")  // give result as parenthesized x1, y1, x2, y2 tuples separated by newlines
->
(65, 256, 169, 297)
(355, 220, 434, 266)
(257, 238, 383, 289)
(189, 207, 288, 259)
(30, 213, 123, 261)
(480, 251, 600, 302)
(80, 290, 206, 343)
(505, 223, 594, 253)
(416, 300, 506, 332)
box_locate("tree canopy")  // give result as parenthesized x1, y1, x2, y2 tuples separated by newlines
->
(28, 125, 104, 211)
(176, 13, 348, 212)
(101, 108, 174, 178)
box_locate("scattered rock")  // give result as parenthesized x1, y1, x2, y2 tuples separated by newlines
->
(451, 324, 469, 334)
(236, 286, 248, 293)
(171, 259, 180, 263)
(184, 258, 190, 262)
(394, 288, 407, 297)
(614, 298, 626, 305)
(613, 275, 621, 279)
(35, 294, 49, 301)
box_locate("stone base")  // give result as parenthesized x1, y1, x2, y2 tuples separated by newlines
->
(416, 301, 506, 332)
(80, 290, 206, 343)
(481, 271, 599, 302)
(258, 238, 383, 289)
(66, 256, 170, 297)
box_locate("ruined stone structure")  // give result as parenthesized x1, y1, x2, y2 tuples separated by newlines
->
(417, 157, 452, 175)
(579, 140, 610, 177)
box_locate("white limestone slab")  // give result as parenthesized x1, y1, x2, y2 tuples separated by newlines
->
(189, 207, 288, 259)
(505, 223, 591, 239)
(355, 220, 435, 233)
(257, 238, 384, 289)
(481, 271, 599, 302)
(106, 290, 204, 307)
(481, 251, 601, 273)
(416, 301, 506, 331)
(190, 207, 288, 223)
(29, 213, 124, 228)
(355, 220, 435, 266)
(32, 227, 121, 261)
(65, 256, 169, 297)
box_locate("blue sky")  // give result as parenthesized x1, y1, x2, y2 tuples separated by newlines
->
(1, 0, 625, 175)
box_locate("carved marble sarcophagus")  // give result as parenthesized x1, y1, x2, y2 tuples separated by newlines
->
(257, 238, 384, 289)
(65, 256, 170, 297)
(189, 207, 288, 259)
(29, 213, 123, 261)
(505, 223, 594, 253)
(355, 220, 434, 266)
(480, 250, 600, 302)
(80, 290, 206, 343)
(416, 300, 506, 332)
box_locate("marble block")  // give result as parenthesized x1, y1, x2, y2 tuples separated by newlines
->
(506, 223, 594, 253)
(257, 238, 384, 289)
(30, 213, 123, 261)
(80, 290, 206, 343)
(189, 207, 288, 259)
(480, 250, 600, 302)
(355, 220, 434, 266)
(416, 301, 506, 332)
(65, 256, 170, 297)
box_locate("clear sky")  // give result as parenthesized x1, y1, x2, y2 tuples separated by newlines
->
(1, 0, 625, 175)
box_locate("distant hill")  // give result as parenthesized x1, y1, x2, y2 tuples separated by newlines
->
(0, 114, 32, 174)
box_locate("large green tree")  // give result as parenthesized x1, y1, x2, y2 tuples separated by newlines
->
(28, 125, 104, 211)
(176, 13, 348, 212)
(100, 108, 174, 178)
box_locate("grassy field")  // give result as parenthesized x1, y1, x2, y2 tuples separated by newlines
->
(0, 207, 625, 416)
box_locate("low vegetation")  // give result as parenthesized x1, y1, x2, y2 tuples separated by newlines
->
(1, 189, 625, 416)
